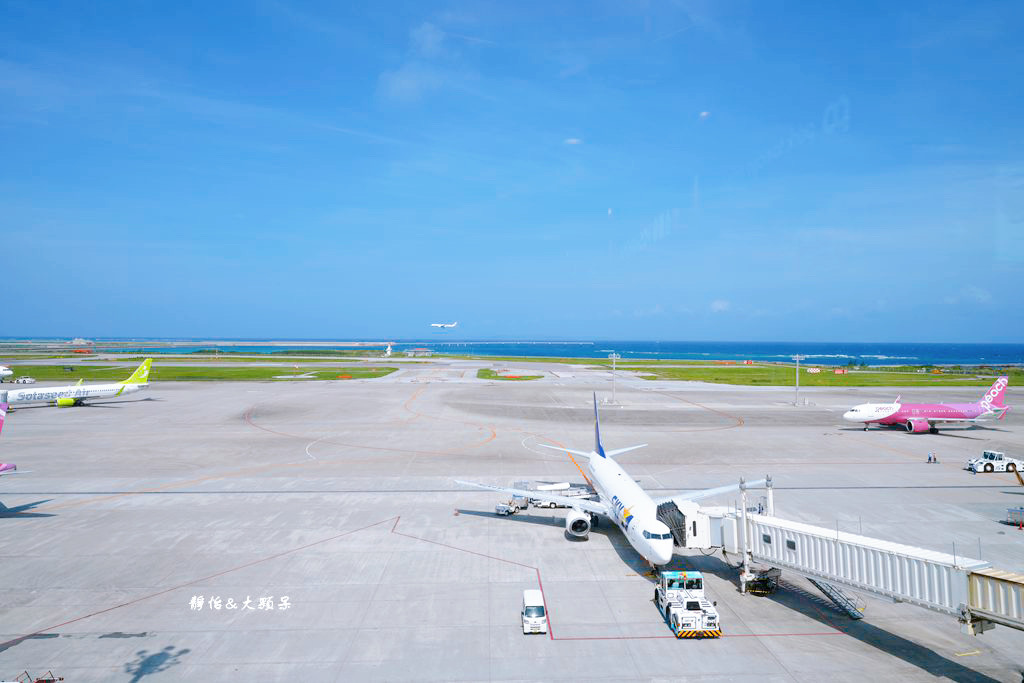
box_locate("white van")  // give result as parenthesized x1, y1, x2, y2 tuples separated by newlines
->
(521, 589, 548, 634)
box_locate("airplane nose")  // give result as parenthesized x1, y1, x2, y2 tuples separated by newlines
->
(653, 542, 673, 566)
(842, 411, 857, 422)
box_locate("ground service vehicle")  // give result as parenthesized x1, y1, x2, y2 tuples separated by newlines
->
(654, 570, 721, 638)
(966, 451, 1023, 473)
(530, 485, 593, 508)
(495, 492, 530, 515)
(521, 589, 548, 634)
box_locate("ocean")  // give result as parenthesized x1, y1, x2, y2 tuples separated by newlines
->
(9, 339, 1020, 367)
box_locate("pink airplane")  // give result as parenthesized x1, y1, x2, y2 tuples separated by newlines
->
(0, 397, 14, 476)
(843, 376, 1010, 433)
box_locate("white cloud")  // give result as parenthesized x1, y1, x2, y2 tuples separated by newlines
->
(564, 138, 582, 145)
(699, 111, 710, 120)
(945, 286, 992, 305)
(966, 286, 992, 303)
(378, 20, 483, 103)
(377, 62, 445, 103)
(621, 208, 683, 254)
(710, 299, 731, 312)
(411, 22, 446, 57)
(556, 53, 589, 78)
(634, 304, 664, 318)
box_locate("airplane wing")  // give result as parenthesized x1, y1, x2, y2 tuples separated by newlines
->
(652, 478, 767, 506)
(455, 480, 608, 515)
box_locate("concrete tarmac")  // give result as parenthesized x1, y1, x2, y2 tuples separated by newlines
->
(0, 366, 1022, 681)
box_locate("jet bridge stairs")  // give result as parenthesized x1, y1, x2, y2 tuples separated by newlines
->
(657, 501, 689, 547)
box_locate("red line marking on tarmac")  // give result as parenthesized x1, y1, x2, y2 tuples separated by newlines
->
(0, 516, 397, 652)
(390, 515, 553, 639)
(390, 516, 843, 641)
(3, 513, 846, 649)
(244, 389, 494, 456)
(724, 631, 844, 638)
(653, 390, 746, 431)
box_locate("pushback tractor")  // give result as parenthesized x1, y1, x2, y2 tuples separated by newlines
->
(966, 450, 1023, 473)
(654, 570, 721, 638)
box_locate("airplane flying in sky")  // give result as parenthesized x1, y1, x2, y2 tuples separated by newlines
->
(430, 321, 458, 328)
(0, 366, 11, 382)
(458, 394, 763, 566)
(6, 359, 152, 408)
(843, 375, 1010, 433)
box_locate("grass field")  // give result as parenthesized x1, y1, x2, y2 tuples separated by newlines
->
(4, 365, 397, 382)
(477, 368, 543, 381)
(627, 365, 1023, 387)
(444, 354, 712, 365)
(50, 355, 390, 364)
(0, 355, 97, 360)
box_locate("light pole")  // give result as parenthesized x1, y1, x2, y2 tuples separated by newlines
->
(792, 354, 805, 405)
(608, 352, 620, 403)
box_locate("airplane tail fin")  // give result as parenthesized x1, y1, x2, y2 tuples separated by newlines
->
(979, 376, 1009, 411)
(0, 393, 8, 435)
(589, 393, 646, 458)
(75, 379, 84, 386)
(593, 393, 606, 457)
(123, 359, 152, 385)
(536, 394, 645, 460)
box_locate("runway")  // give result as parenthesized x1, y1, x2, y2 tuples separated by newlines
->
(0, 366, 1021, 681)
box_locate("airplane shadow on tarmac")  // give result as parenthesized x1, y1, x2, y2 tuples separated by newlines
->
(679, 553, 1003, 683)
(457, 508, 1002, 682)
(929, 432, 986, 441)
(455, 508, 653, 575)
(838, 426, 1004, 441)
(8, 397, 162, 411)
(0, 498, 55, 518)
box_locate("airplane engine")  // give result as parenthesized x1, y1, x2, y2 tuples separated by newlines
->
(56, 397, 76, 408)
(565, 510, 591, 538)
(905, 418, 931, 433)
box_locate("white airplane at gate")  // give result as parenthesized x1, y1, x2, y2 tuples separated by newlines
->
(6, 359, 152, 408)
(457, 394, 763, 566)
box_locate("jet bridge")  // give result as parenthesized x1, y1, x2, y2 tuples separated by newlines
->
(695, 478, 1024, 636)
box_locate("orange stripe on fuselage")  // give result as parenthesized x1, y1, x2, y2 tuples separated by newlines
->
(566, 452, 594, 489)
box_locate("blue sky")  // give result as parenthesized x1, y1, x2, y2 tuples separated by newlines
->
(2, 1, 1021, 341)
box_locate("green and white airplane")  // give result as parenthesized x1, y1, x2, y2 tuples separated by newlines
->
(6, 359, 152, 408)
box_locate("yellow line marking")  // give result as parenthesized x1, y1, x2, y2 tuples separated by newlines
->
(955, 650, 981, 657)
